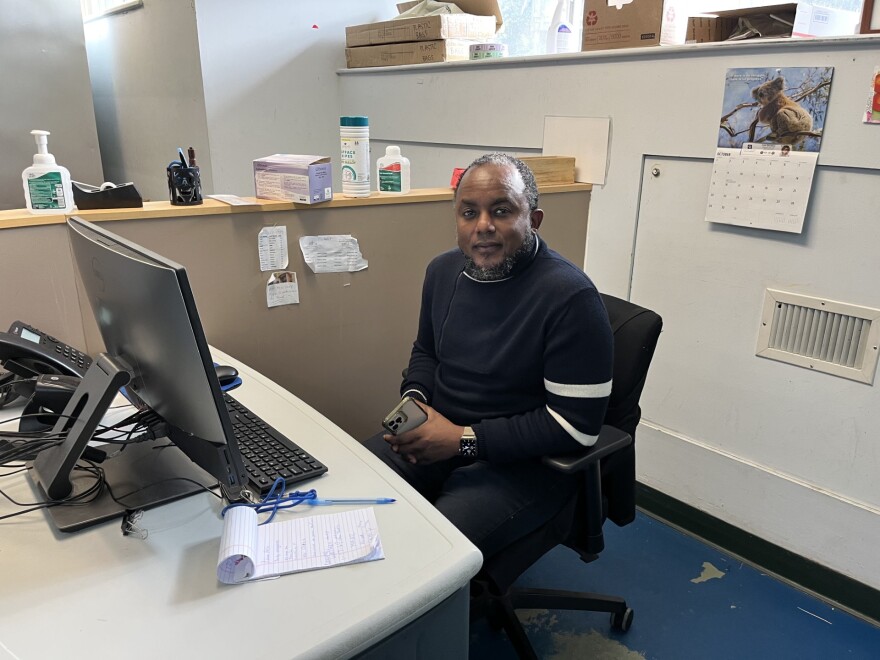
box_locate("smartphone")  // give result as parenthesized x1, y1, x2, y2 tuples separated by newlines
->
(382, 396, 428, 435)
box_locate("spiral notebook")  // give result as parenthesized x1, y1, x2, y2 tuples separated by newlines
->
(216, 506, 384, 584)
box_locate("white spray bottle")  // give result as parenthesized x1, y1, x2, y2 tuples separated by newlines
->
(546, 0, 577, 55)
(22, 130, 74, 214)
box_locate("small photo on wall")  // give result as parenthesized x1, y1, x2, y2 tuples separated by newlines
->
(718, 67, 834, 151)
(864, 66, 880, 124)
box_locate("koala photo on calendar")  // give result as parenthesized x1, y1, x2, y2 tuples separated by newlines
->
(718, 67, 834, 152)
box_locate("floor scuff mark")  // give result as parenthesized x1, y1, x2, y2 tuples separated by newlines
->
(691, 561, 726, 584)
(549, 630, 646, 659)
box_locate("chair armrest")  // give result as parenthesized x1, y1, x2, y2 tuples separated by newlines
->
(541, 425, 632, 474)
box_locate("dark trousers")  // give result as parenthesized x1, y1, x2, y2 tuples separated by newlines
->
(364, 432, 578, 561)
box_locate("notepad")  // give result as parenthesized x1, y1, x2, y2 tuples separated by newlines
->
(216, 506, 384, 584)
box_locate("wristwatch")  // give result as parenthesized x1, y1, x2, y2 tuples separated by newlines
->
(459, 426, 478, 458)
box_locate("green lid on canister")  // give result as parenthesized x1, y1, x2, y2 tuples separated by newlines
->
(340, 116, 369, 126)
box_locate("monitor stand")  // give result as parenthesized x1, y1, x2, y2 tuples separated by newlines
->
(30, 353, 216, 533)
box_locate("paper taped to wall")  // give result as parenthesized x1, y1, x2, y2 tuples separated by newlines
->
(299, 235, 368, 273)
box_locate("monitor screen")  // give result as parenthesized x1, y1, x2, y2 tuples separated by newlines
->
(30, 217, 248, 531)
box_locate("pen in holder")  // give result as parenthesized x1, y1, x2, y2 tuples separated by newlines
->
(167, 161, 203, 206)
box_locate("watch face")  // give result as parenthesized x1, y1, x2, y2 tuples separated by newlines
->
(460, 436, 478, 458)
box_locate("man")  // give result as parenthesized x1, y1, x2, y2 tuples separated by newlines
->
(366, 153, 613, 560)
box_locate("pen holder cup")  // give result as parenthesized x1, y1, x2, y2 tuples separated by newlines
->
(167, 165, 203, 206)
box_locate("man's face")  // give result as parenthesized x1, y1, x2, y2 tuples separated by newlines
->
(455, 163, 542, 276)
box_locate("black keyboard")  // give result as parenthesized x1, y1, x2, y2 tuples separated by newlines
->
(224, 394, 327, 495)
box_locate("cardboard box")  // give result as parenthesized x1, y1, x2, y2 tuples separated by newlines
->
(792, 3, 860, 37)
(396, 0, 503, 29)
(581, 0, 685, 52)
(346, 13, 497, 48)
(345, 0, 502, 68)
(519, 156, 576, 186)
(686, 4, 797, 43)
(345, 39, 472, 69)
(687, 15, 727, 43)
(253, 155, 333, 204)
(686, 3, 857, 44)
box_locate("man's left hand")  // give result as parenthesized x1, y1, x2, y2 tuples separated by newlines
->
(382, 402, 463, 465)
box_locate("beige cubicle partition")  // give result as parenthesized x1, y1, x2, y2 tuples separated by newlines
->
(0, 185, 590, 440)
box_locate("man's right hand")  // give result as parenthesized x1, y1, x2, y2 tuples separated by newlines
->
(383, 402, 462, 465)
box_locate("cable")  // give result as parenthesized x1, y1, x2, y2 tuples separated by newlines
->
(221, 478, 317, 525)
(0, 461, 106, 522)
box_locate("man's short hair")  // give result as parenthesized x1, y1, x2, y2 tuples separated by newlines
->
(454, 153, 539, 211)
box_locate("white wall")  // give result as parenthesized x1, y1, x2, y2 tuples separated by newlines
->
(0, 0, 103, 210)
(85, 0, 393, 200)
(192, 0, 395, 195)
(85, 0, 211, 201)
(338, 37, 880, 590)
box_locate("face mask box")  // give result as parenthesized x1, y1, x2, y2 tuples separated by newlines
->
(253, 155, 333, 204)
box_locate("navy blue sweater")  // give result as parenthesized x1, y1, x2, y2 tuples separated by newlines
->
(402, 237, 613, 463)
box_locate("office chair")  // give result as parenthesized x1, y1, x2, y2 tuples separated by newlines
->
(469, 293, 663, 660)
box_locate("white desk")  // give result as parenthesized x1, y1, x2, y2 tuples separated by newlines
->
(0, 349, 482, 659)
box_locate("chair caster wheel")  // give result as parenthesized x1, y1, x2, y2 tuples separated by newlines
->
(610, 607, 634, 632)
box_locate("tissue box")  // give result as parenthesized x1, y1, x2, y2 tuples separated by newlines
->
(253, 155, 333, 204)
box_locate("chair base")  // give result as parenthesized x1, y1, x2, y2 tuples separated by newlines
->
(471, 581, 633, 660)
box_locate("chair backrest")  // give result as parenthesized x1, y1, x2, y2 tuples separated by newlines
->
(597, 293, 663, 526)
(477, 294, 661, 590)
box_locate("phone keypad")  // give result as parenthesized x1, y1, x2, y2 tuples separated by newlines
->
(10, 321, 92, 375)
(55, 343, 88, 370)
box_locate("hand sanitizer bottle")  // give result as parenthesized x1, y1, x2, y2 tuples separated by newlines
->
(376, 145, 411, 195)
(22, 130, 75, 214)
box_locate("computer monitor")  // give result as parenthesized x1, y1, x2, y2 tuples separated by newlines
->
(30, 216, 249, 532)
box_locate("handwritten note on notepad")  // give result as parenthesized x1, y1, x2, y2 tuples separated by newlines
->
(216, 506, 384, 584)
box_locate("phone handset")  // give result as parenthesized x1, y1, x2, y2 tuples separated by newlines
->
(0, 320, 92, 379)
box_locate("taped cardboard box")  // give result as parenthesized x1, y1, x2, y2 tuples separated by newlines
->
(345, 39, 473, 69)
(582, 0, 686, 51)
(346, 0, 502, 48)
(396, 0, 503, 28)
(346, 14, 496, 47)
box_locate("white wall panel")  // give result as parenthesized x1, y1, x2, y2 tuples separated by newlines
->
(1, 0, 103, 210)
(339, 37, 880, 585)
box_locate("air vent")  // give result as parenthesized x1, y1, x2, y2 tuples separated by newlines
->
(756, 289, 880, 384)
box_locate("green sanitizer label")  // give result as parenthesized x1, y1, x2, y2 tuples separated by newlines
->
(27, 171, 66, 209)
(379, 163, 402, 192)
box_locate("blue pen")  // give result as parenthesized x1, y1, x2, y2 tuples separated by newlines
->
(307, 498, 396, 506)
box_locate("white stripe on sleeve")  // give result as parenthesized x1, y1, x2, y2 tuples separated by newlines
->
(546, 406, 599, 447)
(544, 378, 612, 398)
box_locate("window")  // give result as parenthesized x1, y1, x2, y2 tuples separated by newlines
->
(496, 0, 585, 57)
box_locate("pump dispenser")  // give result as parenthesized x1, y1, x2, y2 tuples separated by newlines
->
(376, 145, 411, 194)
(23, 130, 74, 214)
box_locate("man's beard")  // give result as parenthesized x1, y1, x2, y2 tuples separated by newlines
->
(463, 230, 536, 282)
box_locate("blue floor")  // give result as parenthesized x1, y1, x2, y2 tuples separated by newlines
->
(469, 511, 880, 659)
